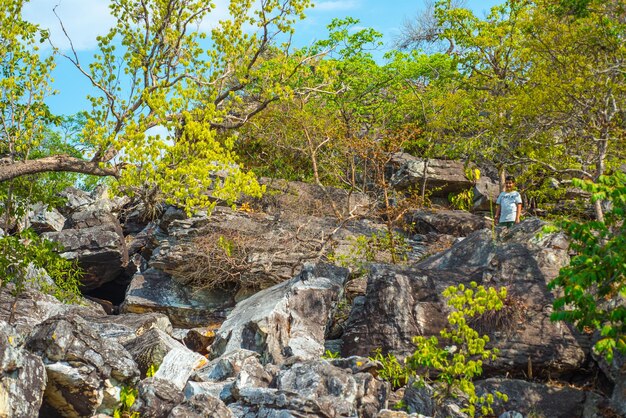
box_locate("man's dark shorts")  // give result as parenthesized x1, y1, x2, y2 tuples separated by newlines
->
(498, 221, 515, 228)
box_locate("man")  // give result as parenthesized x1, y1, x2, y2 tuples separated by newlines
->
(494, 176, 522, 227)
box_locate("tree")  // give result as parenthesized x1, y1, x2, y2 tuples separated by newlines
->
(548, 172, 626, 362)
(0, 0, 313, 214)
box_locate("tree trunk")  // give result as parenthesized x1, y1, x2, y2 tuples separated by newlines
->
(0, 155, 119, 182)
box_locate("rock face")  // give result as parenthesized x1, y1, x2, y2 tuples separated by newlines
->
(25, 314, 139, 417)
(210, 263, 349, 364)
(342, 219, 588, 377)
(44, 209, 128, 290)
(404, 209, 491, 236)
(389, 153, 474, 197)
(0, 324, 47, 418)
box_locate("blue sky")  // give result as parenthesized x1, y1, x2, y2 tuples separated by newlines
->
(23, 0, 502, 117)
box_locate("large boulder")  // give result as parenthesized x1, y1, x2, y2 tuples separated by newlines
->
(342, 219, 588, 377)
(25, 314, 139, 417)
(44, 209, 128, 290)
(404, 209, 491, 237)
(120, 268, 232, 328)
(0, 324, 47, 418)
(389, 154, 473, 197)
(209, 263, 349, 365)
(131, 377, 185, 418)
(0, 284, 105, 338)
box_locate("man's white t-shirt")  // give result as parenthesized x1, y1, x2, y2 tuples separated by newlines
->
(496, 191, 522, 222)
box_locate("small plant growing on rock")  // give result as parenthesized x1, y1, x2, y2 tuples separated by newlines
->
(113, 385, 140, 418)
(406, 282, 508, 417)
(370, 282, 508, 417)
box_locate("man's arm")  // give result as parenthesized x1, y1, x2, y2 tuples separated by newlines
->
(515, 203, 522, 223)
(494, 204, 501, 225)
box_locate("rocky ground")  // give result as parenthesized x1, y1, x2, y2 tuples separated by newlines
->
(0, 156, 624, 418)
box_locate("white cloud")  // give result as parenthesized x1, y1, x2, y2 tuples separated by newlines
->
(312, 0, 359, 12)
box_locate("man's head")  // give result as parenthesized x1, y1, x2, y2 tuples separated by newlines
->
(505, 175, 516, 191)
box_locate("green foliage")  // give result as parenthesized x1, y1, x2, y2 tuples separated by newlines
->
(145, 363, 159, 378)
(369, 348, 412, 390)
(548, 172, 626, 362)
(0, 230, 82, 304)
(113, 386, 140, 418)
(322, 350, 341, 359)
(405, 282, 508, 417)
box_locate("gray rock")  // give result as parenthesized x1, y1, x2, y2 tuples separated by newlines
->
(0, 285, 105, 338)
(403, 378, 435, 416)
(184, 380, 235, 403)
(0, 325, 47, 418)
(27, 202, 66, 233)
(25, 314, 139, 417)
(476, 378, 592, 418)
(472, 176, 500, 212)
(404, 209, 491, 237)
(209, 263, 348, 365)
(342, 219, 587, 376)
(120, 268, 232, 328)
(194, 349, 261, 383)
(124, 328, 182, 377)
(389, 154, 473, 197)
(132, 377, 184, 418)
(44, 209, 128, 290)
(168, 393, 234, 418)
(58, 187, 95, 215)
(86, 312, 173, 346)
(153, 346, 208, 391)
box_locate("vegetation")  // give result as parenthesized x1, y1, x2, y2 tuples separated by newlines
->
(548, 172, 626, 362)
(370, 283, 508, 417)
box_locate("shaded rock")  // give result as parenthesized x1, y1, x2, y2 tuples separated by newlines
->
(389, 154, 473, 197)
(593, 349, 626, 416)
(57, 187, 95, 215)
(184, 380, 235, 404)
(404, 209, 491, 237)
(230, 387, 332, 417)
(209, 263, 348, 365)
(0, 325, 47, 418)
(342, 219, 587, 376)
(132, 377, 184, 418)
(183, 327, 216, 355)
(403, 378, 435, 416)
(230, 354, 274, 397)
(120, 268, 232, 328)
(168, 393, 234, 418)
(44, 209, 128, 290)
(25, 314, 139, 417)
(476, 378, 592, 418)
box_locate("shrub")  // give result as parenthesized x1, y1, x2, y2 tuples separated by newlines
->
(0, 230, 82, 304)
(548, 172, 626, 362)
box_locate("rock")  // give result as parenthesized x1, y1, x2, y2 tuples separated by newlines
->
(153, 347, 208, 391)
(403, 378, 435, 416)
(404, 209, 491, 237)
(229, 387, 330, 417)
(184, 381, 235, 404)
(342, 219, 588, 377)
(57, 187, 95, 215)
(132, 377, 184, 418)
(25, 314, 139, 417)
(476, 378, 593, 418)
(85, 312, 173, 346)
(389, 154, 473, 197)
(375, 410, 424, 418)
(168, 393, 234, 418)
(0, 324, 47, 418)
(341, 265, 448, 358)
(592, 348, 626, 416)
(124, 328, 183, 377)
(27, 202, 66, 233)
(44, 209, 128, 290)
(0, 285, 105, 338)
(472, 176, 500, 212)
(182, 327, 216, 354)
(194, 349, 261, 383)
(120, 268, 232, 328)
(209, 263, 349, 365)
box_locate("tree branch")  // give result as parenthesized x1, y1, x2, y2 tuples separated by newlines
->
(0, 155, 119, 182)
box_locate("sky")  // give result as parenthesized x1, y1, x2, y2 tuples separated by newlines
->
(22, 0, 502, 117)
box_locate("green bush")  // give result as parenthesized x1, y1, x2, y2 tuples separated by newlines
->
(548, 172, 626, 362)
(0, 230, 83, 304)
(371, 282, 508, 417)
